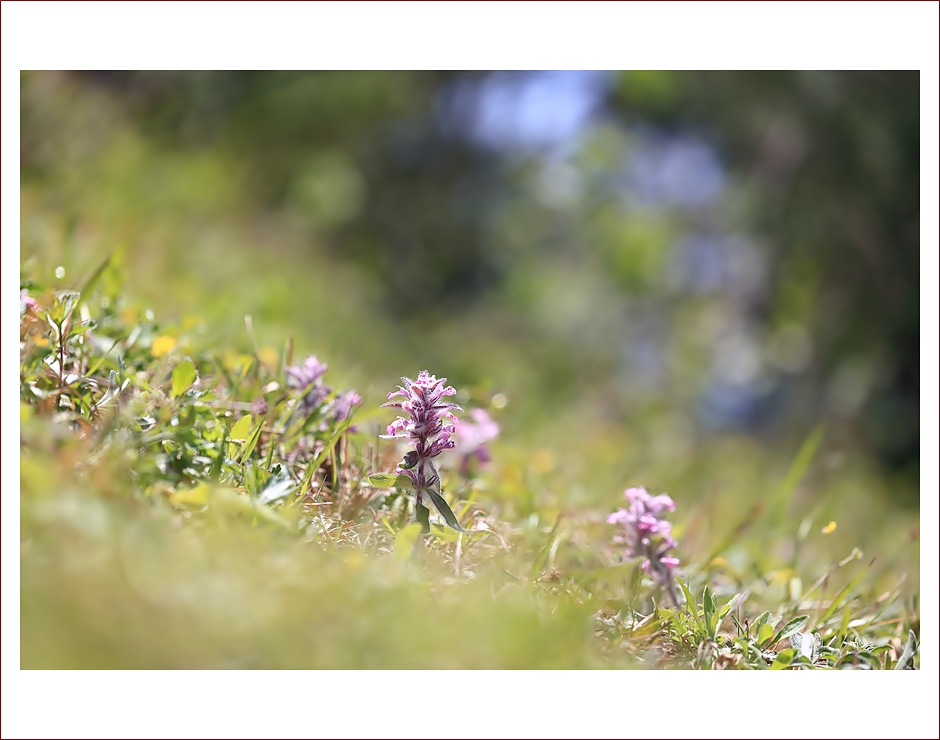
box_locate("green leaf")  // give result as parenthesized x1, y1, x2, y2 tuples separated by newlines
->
(171, 359, 197, 398)
(703, 585, 715, 633)
(230, 414, 253, 442)
(49, 290, 80, 325)
(369, 473, 414, 489)
(395, 522, 423, 561)
(69, 319, 98, 336)
(424, 487, 467, 533)
(757, 621, 776, 647)
(771, 615, 810, 646)
(752, 610, 773, 636)
(770, 648, 797, 669)
(414, 501, 430, 533)
(713, 593, 742, 640)
(208, 425, 228, 482)
(237, 421, 265, 464)
(819, 645, 840, 659)
(677, 578, 703, 631)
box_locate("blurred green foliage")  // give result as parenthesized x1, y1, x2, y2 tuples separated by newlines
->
(19, 71, 919, 669)
(20, 71, 919, 476)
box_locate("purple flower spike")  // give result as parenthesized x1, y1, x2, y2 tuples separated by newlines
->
(285, 355, 330, 413)
(285, 355, 328, 388)
(333, 390, 361, 423)
(608, 485, 681, 607)
(284, 354, 359, 431)
(381, 371, 465, 529)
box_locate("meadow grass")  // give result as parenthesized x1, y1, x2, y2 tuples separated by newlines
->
(18, 262, 919, 670)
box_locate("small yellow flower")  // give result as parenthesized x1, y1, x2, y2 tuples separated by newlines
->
(151, 335, 177, 357)
(822, 520, 837, 535)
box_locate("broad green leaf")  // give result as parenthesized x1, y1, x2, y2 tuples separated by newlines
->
(770, 648, 797, 669)
(230, 414, 253, 442)
(203, 424, 223, 442)
(752, 611, 773, 635)
(415, 501, 430, 533)
(395, 522, 423, 562)
(171, 359, 197, 398)
(771, 615, 810, 646)
(757, 621, 776, 647)
(70, 319, 97, 336)
(424, 487, 467, 533)
(169, 483, 211, 510)
(369, 473, 414, 489)
(49, 290, 80, 324)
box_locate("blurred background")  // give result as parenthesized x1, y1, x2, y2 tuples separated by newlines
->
(20, 70, 920, 596)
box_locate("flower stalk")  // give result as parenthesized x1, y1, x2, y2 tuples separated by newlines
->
(379, 370, 465, 533)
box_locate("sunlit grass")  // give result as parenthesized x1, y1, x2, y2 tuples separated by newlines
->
(18, 263, 919, 669)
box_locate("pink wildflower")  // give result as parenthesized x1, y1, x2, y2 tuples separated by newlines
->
(608, 485, 681, 607)
(381, 371, 466, 531)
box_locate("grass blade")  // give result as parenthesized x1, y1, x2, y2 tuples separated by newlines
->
(895, 629, 917, 670)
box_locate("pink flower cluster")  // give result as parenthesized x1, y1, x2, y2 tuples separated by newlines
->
(456, 407, 499, 474)
(20, 289, 38, 315)
(381, 371, 461, 497)
(285, 354, 360, 427)
(608, 486, 680, 591)
(285, 356, 329, 410)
